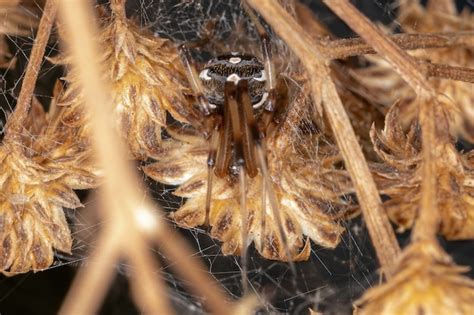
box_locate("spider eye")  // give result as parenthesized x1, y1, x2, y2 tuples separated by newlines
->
(199, 53, 267, 109)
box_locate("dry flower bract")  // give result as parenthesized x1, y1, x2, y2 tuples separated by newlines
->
(0, 92, 100, 275)
(55, 9, 196, 159)
(355, 240, 474, 315)
(371, 100, 474, 239)
(145, 88, 358, 261)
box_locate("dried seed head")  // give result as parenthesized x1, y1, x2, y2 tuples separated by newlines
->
(54, 10, 198, 159)
(0, 94, 100, 275)
(371, 100, 474, 240)
(355, 240, 474, 315)
(144, 121, 357, 261)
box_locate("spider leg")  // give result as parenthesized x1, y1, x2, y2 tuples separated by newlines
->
(236, 80, 297, 278)
(178, 44, 222, 225)
(178, 45, 212, 116)
(214, 99, 233, 177)
(205, 125, 220, 226)
(242, 1, 276, 111)
(225, 81, 250, 294)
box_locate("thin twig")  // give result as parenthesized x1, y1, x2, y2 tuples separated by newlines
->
(58, 0, 167, 312)
(247, 0, 401, 277)
(424, 62, 474, 84)
(154, 226, 235, 314)
(296, 3, 474, 84)
(4, 0, 57, 140)
(323, 32, 474, 60)
(323, 0, 436, 99)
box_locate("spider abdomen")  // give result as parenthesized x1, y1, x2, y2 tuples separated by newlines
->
(199, 52, 268, 110)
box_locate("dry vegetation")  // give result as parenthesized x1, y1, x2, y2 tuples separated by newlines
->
(0, 0, 473, 314)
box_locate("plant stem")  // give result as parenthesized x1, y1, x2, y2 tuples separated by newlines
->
(324, 32, 474, 60)
(4, 0, 57, 141)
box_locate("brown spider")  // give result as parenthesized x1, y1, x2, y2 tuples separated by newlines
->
(144, 4, 355, 289)
(177, 11, 297, 283)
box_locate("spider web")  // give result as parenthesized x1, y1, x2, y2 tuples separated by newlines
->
(0, 1, 473, 315)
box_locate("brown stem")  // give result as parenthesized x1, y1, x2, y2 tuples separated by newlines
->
(424, 62, 474, 84)
(59, 227, 121, 315)
(4, 0, 57, 141)
(296, 3, 474, 84)
(412, 99, 441, 241)
(323, 0, 436, 99)
(109, 0, 126, 19)
(323, 32, 474, 60)
(247, 0, 400, 277)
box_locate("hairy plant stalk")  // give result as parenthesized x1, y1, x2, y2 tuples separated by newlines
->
(423, 62, 474, 83)
(324, 31, 474, 59)
(297, 3, 474, 84)
(247, 0, 401, 277)
(4, 0, 57, 140)
(412, 100, 440, 241)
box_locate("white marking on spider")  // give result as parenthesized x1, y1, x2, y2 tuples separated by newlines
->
(254, 70, 267, 82)
(253, 92, 268, 109)
(199, 69, 212, 81)
(227, 73, 241, 83)
(208, 103, 217, 109)
(229, 57, 242, 64)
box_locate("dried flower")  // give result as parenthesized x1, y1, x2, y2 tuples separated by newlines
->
(355, 240, 474, 315)
(0, 88, 100, 275)
(144, 100, 357, 260)
(55, 10, 197, 159)
(371, 100, 474, 239)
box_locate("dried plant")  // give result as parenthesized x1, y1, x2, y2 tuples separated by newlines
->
(55, 3, 196, 159)
(0, 92, 99, 274)
(371, 100, 474, 239)
(355, 240, 474, 315)
(0, 0, 101, 275)
(353, 0, 474, 140)
(1, 0, 473, 313)
(145, 88, 358, 261)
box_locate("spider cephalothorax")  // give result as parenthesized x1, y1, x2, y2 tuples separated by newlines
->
(199, 52, 268, 110)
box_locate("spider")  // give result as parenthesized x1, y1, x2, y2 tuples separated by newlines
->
(177, 7, 297, 283)
(144, 2, 356, 291)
